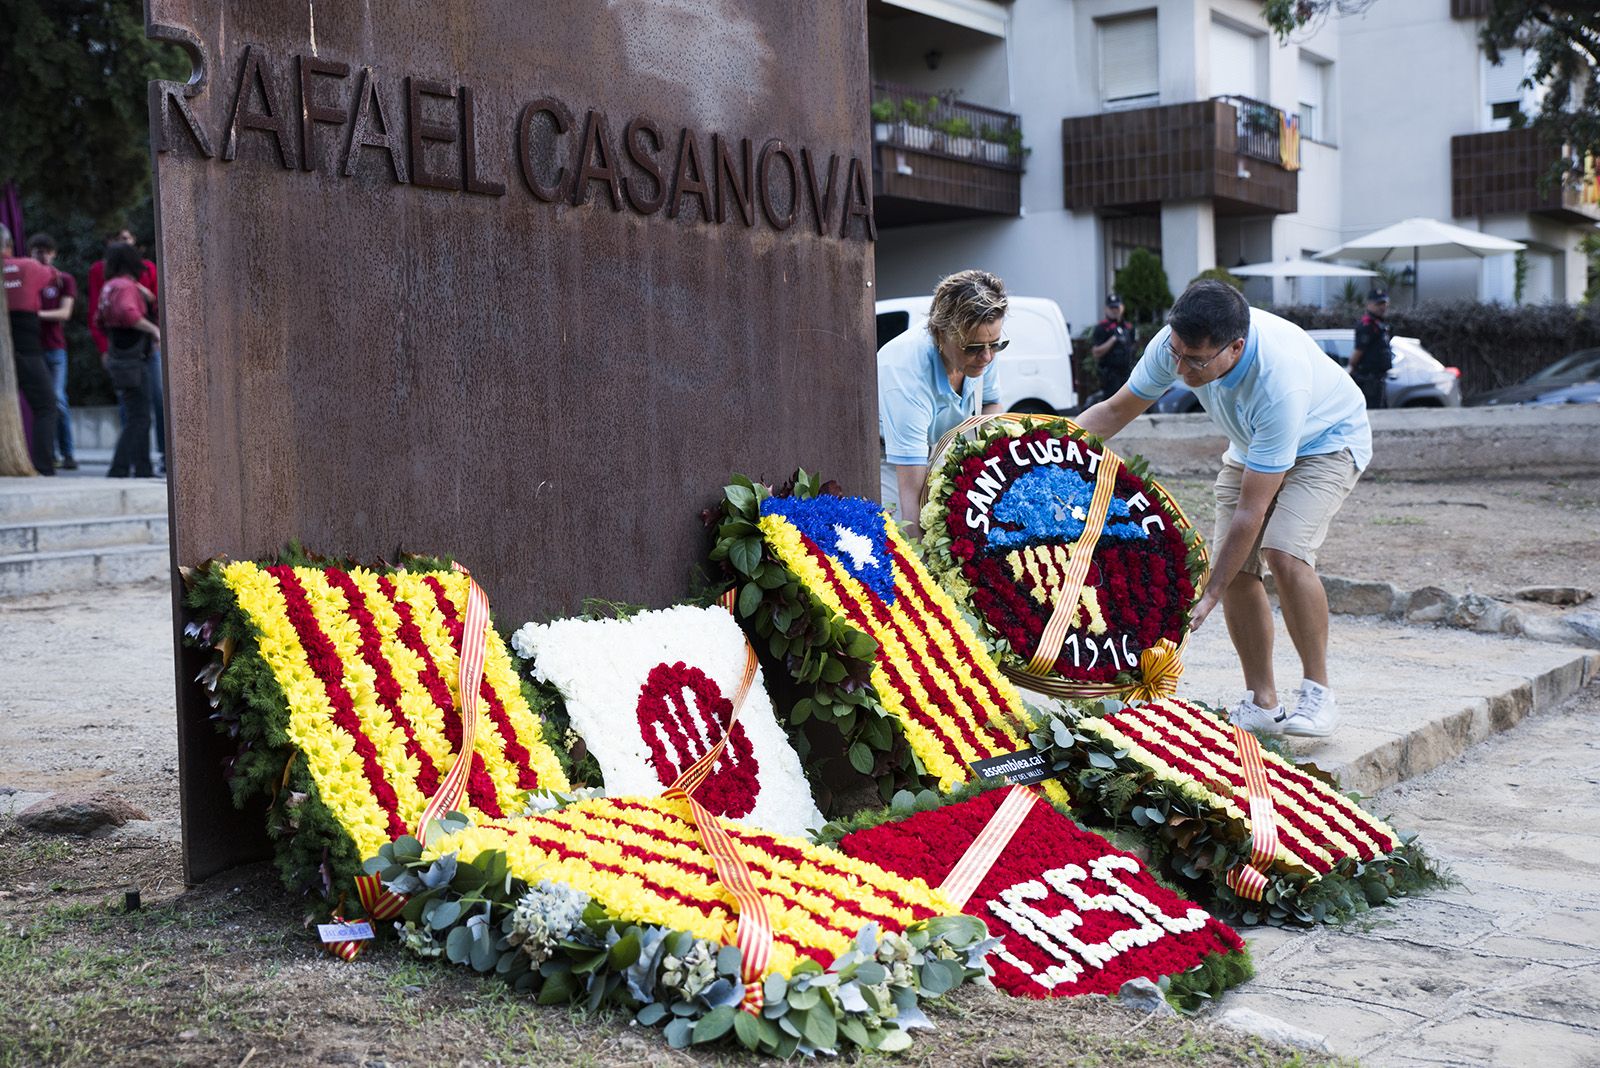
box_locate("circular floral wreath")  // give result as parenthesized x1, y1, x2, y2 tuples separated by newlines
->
(919, 416, 1207, 697)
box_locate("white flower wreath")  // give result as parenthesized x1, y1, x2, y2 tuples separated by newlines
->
(513, 604, 824, 838)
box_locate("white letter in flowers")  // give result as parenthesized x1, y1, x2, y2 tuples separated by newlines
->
(1046, 438, 1065, 464)
(1009, 438, 1030, 467)
(985, 856, 1204, 993)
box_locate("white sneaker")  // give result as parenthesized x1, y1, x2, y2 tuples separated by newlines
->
(1228, 691, 1287, 735)
(1282, 679, 1339, 737)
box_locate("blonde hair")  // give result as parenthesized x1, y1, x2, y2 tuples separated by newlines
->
(927, 269, 1007, 345)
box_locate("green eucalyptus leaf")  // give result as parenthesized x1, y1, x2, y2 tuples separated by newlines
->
(877, 1028, 914, 1053)
(536, 969, 577, 1005)
(445, 926, 472, 964)
(470, 931, 499, 972)
(801, 1006, 838, 1050)
(733, 1008, 762, 1049)
(693, 1005, 737, 1044)
(608, 931, 642, 969)
(664, 1017, 694, 1049)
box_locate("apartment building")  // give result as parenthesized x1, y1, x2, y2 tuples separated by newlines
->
(867, 0, 1599, 334)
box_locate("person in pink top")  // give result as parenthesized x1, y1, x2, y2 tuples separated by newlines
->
(4, 223, 60, 474)
(95, 243, 161, 478)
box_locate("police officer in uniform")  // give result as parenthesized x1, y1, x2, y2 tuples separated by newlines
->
(1090, 293, 1136, 400)
(1349, 287, 1392, 409)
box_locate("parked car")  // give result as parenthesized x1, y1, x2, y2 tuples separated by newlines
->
(1151, 328, 1462, 413)
(875, 296, 1077, 414)
(1467, 348, 1600, 407)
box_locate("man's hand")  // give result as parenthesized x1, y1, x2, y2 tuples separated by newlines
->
(1074, 386, 1154, 442)
(1190, 589, 1221, 630)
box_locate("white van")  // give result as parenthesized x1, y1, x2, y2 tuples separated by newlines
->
(874, 295, 1077, 414)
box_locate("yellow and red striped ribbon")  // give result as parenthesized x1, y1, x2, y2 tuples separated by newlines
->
(661, 587, 770, 1013)
(1026, 451, 1123, 675)
(1125, 637, 1187, 705)
(321, 916, 371, 962)
(416, 562, 491, 847)
(354, 872, 408, 922)
(937, 785, 1039, 909)
(1224, 724, 1280, 901)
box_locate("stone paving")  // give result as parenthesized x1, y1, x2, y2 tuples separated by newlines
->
(1215, 684, 1600, 1067)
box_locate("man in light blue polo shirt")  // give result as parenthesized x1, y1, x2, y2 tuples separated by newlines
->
(878, 269, 1007, 537)
(1077, 280, 1370, 739)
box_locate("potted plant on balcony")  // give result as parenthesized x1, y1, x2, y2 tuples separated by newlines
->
(938, 116, 976, 158)
(978, 124, 1011, 164)
(871, 98, 897, 143)
(1003, 126, 1031, 166)
(897, 97, 939, 151)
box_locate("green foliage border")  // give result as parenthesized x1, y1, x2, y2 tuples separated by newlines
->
(366, 830, 994, 1056)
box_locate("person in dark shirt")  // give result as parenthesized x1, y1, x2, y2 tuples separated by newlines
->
(1349, 288, 1392, 409)
(1089, 293, 1136, 400)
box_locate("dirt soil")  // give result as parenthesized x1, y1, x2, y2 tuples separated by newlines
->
(5, 472, 1595, 1068)
(1159, 472, 1600, 599)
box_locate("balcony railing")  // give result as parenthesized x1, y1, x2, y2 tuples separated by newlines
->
(871, 80, 1025, 170)
(870, 80, 1024, 227)
(1212, 95, 1301, 171)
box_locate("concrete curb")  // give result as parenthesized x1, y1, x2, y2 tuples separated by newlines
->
(1328, 648, 1599, 795)
(1113, 405, 1600, 480)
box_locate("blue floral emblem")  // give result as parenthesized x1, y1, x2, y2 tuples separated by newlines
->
(760, 494, 897, 605)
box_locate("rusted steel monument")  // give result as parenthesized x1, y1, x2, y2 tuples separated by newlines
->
(148, 0, 876, 880)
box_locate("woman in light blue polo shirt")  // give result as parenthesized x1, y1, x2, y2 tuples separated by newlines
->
(877, 269, 1008, 536)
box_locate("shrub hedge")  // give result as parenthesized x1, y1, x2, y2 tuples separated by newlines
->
(1265, 301, 1600, 399)
(1071, 301, 1599, 404)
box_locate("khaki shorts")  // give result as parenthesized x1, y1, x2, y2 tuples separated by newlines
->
(1213, 449, 1361, 577)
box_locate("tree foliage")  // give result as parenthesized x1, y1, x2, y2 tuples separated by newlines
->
(1480, 2, 1600, 187)
(1113, 248, 1174, 325)
(0, 0, 189, 229)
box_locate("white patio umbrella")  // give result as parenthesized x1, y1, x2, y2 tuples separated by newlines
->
(1229, 259, 1377, 304)
(1229, 259, 1378, 278)
(1313, 217, 1526, 303)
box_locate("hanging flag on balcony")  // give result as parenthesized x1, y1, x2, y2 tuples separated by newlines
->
(1280, 113, 1302, 172)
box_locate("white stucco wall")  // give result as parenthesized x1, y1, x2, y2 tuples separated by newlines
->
(870, 0, 1591, 326)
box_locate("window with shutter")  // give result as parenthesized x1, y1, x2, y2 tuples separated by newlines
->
(1298, 53, 1329, 142)
(1210, 19, 1264, 101)
(1482, 47, 1529, 130)
(1099, 13, 1159, 110)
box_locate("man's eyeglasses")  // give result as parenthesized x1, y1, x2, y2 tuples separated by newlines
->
(1164, 336, 1239, 371)
(961, 337, 1010, 355)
